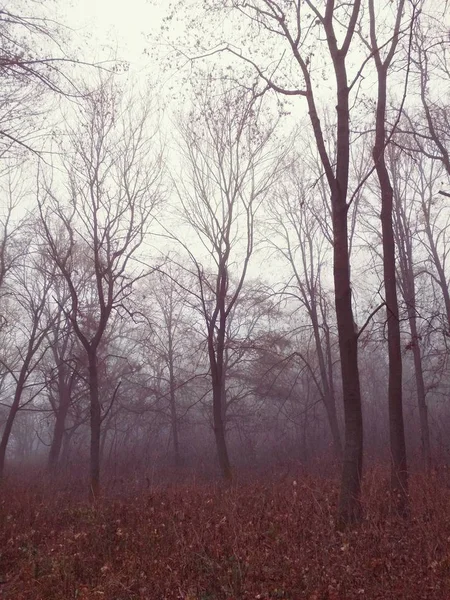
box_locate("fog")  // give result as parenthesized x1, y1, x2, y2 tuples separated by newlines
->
(1, 2, 450, 596)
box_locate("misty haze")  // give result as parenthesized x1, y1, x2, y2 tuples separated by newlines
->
(1, 1, 450, 598)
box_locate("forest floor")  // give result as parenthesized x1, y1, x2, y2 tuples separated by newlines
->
(1, 466, 450, 600)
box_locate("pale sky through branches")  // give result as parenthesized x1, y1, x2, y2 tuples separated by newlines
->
(64, 0, 167, 68)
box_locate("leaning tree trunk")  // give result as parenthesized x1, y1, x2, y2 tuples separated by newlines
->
(0, 356, 32, 479)
(87, 350, 101, 501)
(0, 377, 25, 479)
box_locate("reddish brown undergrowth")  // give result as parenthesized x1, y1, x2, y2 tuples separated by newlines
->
(1, 467, 450, 599)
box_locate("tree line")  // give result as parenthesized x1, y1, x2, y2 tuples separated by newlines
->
(0, 0, 450, 527)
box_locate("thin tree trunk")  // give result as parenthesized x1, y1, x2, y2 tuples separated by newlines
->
(168, 333, 181, 466)
(372, 61, 408, 514)
(408, 307, 431, 465)
(393, 182, 431, 466)
(0, 349, 33, 479)
(311, 316, 342, 458)
(422, 201, 450, 326)
(0, 375, 26, 479)
(314, 328, 342, 460)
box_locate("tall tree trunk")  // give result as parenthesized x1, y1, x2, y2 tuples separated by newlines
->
(301, 10, 364, 525)
(99, 425, 108, 465)
(333, 200, 364, 525)
(206, 264, 233, 480)
(88, 351, 101, 501)
(372, 61, 408, 515)
(60, 429, 74, 465)
(302, 67, 363, 525)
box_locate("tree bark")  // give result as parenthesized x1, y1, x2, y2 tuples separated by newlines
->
(372, 54, 408, 514)
(208, 285, 232, 480)
(88, 351, 101, 501)
(297, 4, 364, 526)
(333, 199, 363, 525)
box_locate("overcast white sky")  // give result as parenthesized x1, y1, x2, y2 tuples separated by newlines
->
(64, 0, 168, 69)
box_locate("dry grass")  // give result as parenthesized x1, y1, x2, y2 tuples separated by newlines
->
(1, 467, 449, 599)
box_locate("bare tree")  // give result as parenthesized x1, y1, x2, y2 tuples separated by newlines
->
(171, 84, 283, 479)
(211, 0, 365, 524)
(413, 155, 450, 335)
(363, 0, 418, 515)
(143, 267, 197, 466)
(0, 167, 29, 299)
(45, 291, 81, 473)
(0, 2, 99, 157)
(0, 233, 55, 478)
(411, 14, 450, 178)
(267, 158, 342, 458)
(39, 80, 163, 499)
(389, 143, 431, 466)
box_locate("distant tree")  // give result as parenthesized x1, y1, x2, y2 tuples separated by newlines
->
(412, 155, 450, 338)
(267, 158, 342, 458)
(389, 143, 431, 466)
(44, 286, 81, 473)
(142, 267, 199, 466)
(39, 80, 163, 499)
(0, 168, 28, 298)
(0, 232, 55, 478)
(412, 14, 450, 178)
(171, 84, 283, 479)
